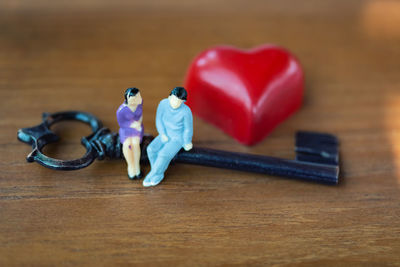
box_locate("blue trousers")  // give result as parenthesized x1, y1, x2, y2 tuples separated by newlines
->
(146, 135, 182, 183)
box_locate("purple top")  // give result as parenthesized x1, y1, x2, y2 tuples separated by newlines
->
(116, 103, 144, 144)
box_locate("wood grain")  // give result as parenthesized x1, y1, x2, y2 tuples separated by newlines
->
(1, 0, 400, 266)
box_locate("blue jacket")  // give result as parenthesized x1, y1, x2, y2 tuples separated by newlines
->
(156, 98, 193, 145)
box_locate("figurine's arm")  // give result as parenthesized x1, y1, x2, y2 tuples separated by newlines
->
(156, 101, 167, 138)
(116, 107, 132, 128)
(130, 115, 142, 131)
(183, 107, 193, 151)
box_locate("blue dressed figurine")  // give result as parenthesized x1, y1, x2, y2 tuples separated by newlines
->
(143, 87, 193, 187)
(117, 87, 144, 180)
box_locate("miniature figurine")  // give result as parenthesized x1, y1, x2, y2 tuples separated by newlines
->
(116, 87, 144, 179)
(143, 87, 193, 187)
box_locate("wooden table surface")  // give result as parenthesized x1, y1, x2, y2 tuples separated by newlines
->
(1, 0, 400, 266)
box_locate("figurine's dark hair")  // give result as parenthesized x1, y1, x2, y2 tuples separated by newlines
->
(124, 87, 140, 104)
(170, 87, 187, 101)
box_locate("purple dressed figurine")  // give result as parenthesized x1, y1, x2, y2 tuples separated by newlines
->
(117, 87, 144, 179)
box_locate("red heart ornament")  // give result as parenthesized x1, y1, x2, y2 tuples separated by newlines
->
(184, 45, 304, 145)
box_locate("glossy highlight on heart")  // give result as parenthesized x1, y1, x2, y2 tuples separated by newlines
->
(184, 45, 304, 145)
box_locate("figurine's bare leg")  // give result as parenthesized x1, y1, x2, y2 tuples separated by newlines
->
(122, 137, 136, 177)
(131, 136, 141, 176)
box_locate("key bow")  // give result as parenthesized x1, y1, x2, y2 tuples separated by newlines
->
(17, 111, 111, 170)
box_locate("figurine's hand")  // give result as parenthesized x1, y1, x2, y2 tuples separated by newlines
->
(183, 143, 193, 151)
(161, 134, 169, 143)
(130, 121, 142, 131)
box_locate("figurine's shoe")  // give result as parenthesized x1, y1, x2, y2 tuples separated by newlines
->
(150, 174, 164, 186)
(142, 175, 153, 187)
(135, 170, 143, 179)
(128, 173, 143, 180)
(128, 167, 136, 180)
(128, 168, 143, 180)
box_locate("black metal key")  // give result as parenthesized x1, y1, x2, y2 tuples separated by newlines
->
(17, 111, 340, 184)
